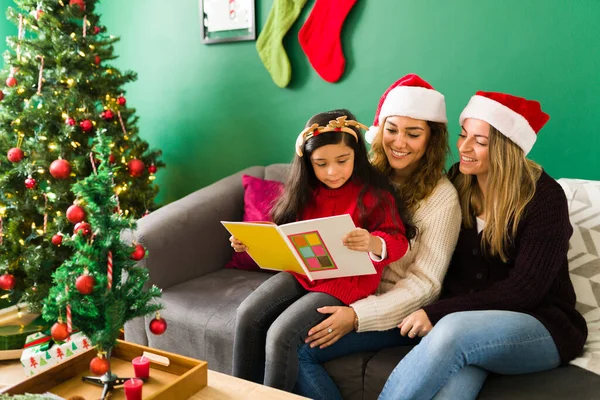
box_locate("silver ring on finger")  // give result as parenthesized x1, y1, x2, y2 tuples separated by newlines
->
(327, 328, 333, 334)
(409, 330, 416, 337)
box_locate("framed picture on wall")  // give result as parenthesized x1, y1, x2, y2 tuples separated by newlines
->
(200, 0, 256, 44)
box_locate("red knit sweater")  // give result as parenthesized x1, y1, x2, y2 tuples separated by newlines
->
(291, 180, 409, 305)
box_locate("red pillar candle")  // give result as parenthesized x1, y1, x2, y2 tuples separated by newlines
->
(132, 356, 150, 379)
(124, 378, 143, 400)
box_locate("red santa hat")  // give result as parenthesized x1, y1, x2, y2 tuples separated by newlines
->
(459, 91, 550, 155)
(366, 74, 447, 143)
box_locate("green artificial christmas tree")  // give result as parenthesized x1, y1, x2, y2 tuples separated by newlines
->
(42, 133, 163, 391)
(0, 0, 163, 312)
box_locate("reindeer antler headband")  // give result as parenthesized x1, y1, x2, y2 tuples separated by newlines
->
(295, 116, 369, 157)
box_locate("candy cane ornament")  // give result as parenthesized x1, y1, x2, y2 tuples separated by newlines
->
(36, 56, 44, 95)
(65, 286, 72, 333)
(107, 250, 113, 290)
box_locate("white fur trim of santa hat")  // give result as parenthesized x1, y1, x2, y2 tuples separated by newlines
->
(366, 86, 447, 144)
(459, 95, 537, 155)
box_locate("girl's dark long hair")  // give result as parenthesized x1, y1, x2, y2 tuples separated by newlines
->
(271, 109, 416, 241)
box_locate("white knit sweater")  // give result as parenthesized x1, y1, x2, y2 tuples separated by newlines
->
(352, 177, 461, 332)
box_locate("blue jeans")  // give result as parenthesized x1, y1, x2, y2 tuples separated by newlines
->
(295, 328, 419, 399)
(379, 311, 561, 400)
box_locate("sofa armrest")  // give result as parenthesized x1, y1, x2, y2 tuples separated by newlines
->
(123, 166, 267, 290)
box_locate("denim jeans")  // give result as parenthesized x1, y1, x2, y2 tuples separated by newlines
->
(295, 329, 419, 399)
(232, 272, 343, 391)
(379, 310, 561, 400)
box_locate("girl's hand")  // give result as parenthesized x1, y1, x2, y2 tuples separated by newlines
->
(398, 309, 433, 338)
(305, 306, 356, 349)
(229, 236, 247, 253)
(342, 228, 381, 254)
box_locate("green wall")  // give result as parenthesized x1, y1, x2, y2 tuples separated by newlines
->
(2, 1, 599, 204)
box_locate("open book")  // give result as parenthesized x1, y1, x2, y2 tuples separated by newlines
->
(221, 214, 376, 281)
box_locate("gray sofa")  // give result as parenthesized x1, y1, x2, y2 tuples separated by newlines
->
(124, 164, 600, 399)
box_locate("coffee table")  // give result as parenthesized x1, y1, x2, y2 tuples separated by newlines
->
(0, 359, 308, 399)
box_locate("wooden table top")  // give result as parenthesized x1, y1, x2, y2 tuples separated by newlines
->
(0, 359, 307, 400)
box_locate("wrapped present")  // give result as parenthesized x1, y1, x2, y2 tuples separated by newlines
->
(20, 331, 92, 376)
(0, 303, 47, 360)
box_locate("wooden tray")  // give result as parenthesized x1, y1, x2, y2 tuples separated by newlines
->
(0, 339, 208, 399)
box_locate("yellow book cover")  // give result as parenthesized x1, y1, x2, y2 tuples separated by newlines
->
(221, 215, 376, 281)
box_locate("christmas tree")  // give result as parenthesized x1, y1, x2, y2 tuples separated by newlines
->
(42, 133, 164, 376)
(0, 0, 163, 312)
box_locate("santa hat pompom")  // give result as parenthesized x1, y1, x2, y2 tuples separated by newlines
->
(365, 126, 379, 144)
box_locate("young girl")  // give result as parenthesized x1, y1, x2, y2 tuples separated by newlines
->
(230, 109, 414, 391)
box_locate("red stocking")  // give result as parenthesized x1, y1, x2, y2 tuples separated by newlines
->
(298, 0, 358, 83)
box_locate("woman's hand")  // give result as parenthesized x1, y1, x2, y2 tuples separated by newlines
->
(305, 306, 357, 349)
(342, 229, 381, 255)
(398, 309, 433, 338)
(229, 236, 247, 252)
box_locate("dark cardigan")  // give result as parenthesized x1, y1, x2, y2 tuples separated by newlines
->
(423, 167, 587, 363)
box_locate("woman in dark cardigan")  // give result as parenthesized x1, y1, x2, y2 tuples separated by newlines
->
(378, 91, 587, 400)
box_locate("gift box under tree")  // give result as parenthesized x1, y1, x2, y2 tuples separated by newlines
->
(20, 331, 91, 376)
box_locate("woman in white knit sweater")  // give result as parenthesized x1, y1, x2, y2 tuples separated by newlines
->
(293, 74, 462, 399)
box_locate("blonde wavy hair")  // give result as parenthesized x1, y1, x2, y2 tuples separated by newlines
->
(370, 118, 450, 211)
(453, 125, 542, 262)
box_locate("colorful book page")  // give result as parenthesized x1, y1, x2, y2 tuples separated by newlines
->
(220, 222, 306, 275)
(288, 231, 338, 272)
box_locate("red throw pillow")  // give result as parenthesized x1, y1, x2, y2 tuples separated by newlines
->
(225, 175, 283, 271)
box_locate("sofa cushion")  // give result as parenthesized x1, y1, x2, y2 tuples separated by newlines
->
(558, 178, 600, 375)
(323, 351, 377, 400)
(144, 268, 273, 374)
(225, 175, 283, 271)
(240, 174, 283, 222)
(326, 347, 600, 400)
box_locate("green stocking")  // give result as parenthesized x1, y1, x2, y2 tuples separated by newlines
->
(256, 0, 308, 88)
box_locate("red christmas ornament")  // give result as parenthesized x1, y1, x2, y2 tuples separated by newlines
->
(76, 273, 95, 295)
(50, 321, 69, 341)
(65, 117, 76, 126)
(80, 119, 93, 132)
(6, 76, 17, 87)
(128, 159, 145, 177)
(0, 90, 4, 100)
(66, 204, 86, 224)
(108, 154, 116, 164)
(130, 244, 146, 261)
(25, 177, 36, 189)
(148, 164, 157, 174)
(117, 96, 126, 106)
(94, 56, 101, 65)
(49, 159, 71, 180)
(69, 0, 86, 12)
(7, 148, 24, 163)
(101, 110, 114, 120)
(32, 9, 44, 20)
(0, 274, 16, 290)
(149, 316, 167, 335)
(73, 222, 91, 236)
(51, 233, 63, 246)
(93, 26, 101, 35)
(90, 355, 110, 376)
